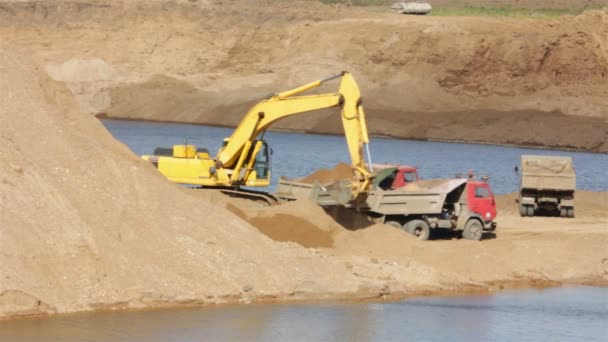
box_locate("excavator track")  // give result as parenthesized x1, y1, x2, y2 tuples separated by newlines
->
(218, 187, 280, 206)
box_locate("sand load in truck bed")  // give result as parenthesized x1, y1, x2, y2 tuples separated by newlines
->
(297, 163, 355, 184)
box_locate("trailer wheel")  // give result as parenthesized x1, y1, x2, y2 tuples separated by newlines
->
(519, 205, 528, 217)
(406, 219, 430, 241)
(462, 219, 483, 241)
(567, 208, 574, 218)
(526, 206, 535, 217)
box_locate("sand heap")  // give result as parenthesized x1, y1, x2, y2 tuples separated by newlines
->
(297, 163, 355, 184)
(0, 46, 442, 319)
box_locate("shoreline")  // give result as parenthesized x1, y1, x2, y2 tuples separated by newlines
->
(97, 116, 608, 155)
(3, 277, 607, 322)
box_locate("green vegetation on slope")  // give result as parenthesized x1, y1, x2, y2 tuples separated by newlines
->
(319, 1, 603, 18)
(429, 6, 597, 19)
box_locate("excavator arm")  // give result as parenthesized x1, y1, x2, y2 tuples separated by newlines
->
(216, 71, 373, 191)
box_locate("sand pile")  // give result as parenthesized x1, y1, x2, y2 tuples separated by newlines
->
(298, 163, 354, 184)
(0, 46, 429, 319)
(229, 199, 342, 248)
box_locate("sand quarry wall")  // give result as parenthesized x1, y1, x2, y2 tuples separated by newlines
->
(0, 0, 606, 152)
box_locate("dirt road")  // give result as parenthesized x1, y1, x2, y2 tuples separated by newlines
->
(0, 0, 606, 152)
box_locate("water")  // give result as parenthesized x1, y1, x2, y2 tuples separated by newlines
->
(1, 286, 606, 341)
(101, 119, 608, 194)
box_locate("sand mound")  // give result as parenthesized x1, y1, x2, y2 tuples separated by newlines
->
(249, 214, 334, 248)
(244, 199, 344, 248)
(298, 163, 354, 184)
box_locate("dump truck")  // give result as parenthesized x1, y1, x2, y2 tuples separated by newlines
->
(519, 155, 576, 217)
(276, 167, 497, 241)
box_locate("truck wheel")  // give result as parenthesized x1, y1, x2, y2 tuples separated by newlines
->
(526, 206, 534, 217)
(385, 220, 403, 229)
(462, 219, 483, 241)
(519, 205, 528, 217)
(567, 208, 574, 218)
(406, 219, 430, 241)
(560, 208, 567, 217)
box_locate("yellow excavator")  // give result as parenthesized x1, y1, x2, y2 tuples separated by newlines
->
(142, 71, 374, 201)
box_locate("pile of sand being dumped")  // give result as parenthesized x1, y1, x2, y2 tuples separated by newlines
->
(0, 46, 430, 319)
(297, 163, 354, 184)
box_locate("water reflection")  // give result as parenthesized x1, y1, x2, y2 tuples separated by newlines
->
(1, 287, 607, 342)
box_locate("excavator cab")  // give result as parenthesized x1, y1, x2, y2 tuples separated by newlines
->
(243, 140, 271, 187)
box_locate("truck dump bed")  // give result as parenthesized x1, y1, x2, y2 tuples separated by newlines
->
(363, 179, 467, 215)
(520, 155, 576, 191)
(276, 178, 468, 215)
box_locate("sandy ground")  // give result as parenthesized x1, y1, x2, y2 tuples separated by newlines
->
(0, 0, 606, 152)
(0, 0, 607, 321)
(228, 189, 608, 292)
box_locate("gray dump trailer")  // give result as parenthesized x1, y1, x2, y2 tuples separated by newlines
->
(276, 176, 497, 241)
(519, 155, 576, 217)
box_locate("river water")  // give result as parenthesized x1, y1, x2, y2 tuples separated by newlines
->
(1, 286, 606, 341)
(101, 119, 608, 194)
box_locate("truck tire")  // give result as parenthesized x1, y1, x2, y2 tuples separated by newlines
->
(519, 205, 528, 217)
(526, 206, 535, 217)
(462, 219, 483, 241)
(567, 208, 574, 218)
(406, 219, 430, 241)
(560, 208, 567, 217)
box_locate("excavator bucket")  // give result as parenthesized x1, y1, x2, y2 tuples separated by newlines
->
(310, 180, 354, 205)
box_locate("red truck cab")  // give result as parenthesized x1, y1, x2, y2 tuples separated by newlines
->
(373, 164, 421, 190)
(466, 180, 497, 222)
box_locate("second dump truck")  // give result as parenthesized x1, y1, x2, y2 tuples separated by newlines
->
(519, 155, 576, 217)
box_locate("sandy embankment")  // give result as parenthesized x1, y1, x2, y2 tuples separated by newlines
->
(1, 0, 607, 152)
